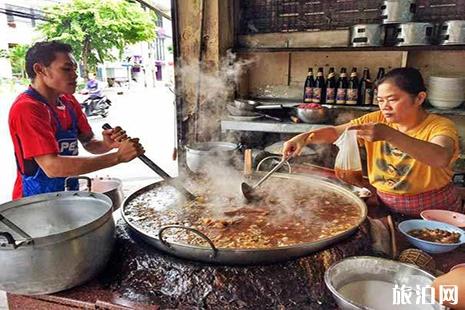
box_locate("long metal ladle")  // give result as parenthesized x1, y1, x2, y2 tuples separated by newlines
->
(241, 157, 288, 202)
(102, 123, 196, 200)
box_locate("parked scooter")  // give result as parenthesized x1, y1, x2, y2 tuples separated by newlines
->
(80, 75, 111, 118)
(81, 95, 111, 118)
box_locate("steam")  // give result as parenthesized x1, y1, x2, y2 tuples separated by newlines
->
(176, 50, 255, 140)
(335, 111, 357, 125)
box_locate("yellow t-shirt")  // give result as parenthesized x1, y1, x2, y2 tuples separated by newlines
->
(350, 111, 460, 195)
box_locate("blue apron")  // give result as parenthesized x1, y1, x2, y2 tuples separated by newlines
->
(18, 88, 79, 197)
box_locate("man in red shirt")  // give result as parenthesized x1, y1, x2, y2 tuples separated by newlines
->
(8, 41, 144, 199)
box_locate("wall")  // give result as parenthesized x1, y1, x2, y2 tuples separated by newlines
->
(176, 0, 235, 143)
(238, 50, 407, 99)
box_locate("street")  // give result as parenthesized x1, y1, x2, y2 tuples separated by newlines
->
(0, 85, 177, 203)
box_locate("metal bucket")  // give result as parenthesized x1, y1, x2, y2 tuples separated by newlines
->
(0, 191, 114, 295)
(325, 256, 443, 310)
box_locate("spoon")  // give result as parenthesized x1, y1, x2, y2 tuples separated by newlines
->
(241, 157, 288, 202)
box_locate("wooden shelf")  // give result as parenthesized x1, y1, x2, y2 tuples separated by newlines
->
(234, 45, 465, 53)
(221, 119, 327, 134)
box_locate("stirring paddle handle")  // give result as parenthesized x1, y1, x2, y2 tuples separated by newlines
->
(102, 123, 196, 200)
(252, 158, 288, 189)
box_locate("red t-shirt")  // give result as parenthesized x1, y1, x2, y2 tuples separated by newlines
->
(8, 90, 93, 199)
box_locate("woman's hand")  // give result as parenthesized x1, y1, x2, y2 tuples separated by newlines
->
(282, 132, 314, 159)
(349, 123, 393, 142)
(102, 126, 128, 149)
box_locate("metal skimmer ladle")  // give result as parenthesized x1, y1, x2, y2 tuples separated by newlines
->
(241, 157, 288, 202)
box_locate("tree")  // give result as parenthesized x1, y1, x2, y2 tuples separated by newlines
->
(38, 0, 156, 78)
(8, 44, 29, 79)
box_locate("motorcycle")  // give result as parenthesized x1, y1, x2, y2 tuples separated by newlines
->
(81, 95, 111, 118)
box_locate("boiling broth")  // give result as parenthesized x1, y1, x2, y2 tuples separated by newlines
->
(125, 177, 364, 249)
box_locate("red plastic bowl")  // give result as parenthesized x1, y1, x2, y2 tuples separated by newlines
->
(420, 209, 465, 228)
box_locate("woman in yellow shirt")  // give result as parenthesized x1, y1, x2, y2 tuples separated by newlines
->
(283, 67, 461, 217)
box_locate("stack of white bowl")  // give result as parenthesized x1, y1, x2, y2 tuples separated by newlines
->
(428, 76, 465, 109)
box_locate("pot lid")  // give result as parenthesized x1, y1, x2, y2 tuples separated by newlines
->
(0, 191, 112, 248)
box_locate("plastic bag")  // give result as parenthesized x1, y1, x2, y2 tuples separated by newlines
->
(334, 129, 363, 186)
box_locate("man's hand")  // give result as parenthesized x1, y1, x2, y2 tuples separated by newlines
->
(349, 123, 393, 142)
(116, 138, 145, 163)
(102, 126, 128, 149)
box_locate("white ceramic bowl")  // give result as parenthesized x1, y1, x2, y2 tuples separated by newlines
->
(428, 97, 464, 109)
(429, 76, 465, 102)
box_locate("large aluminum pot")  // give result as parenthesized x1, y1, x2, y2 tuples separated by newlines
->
(439, 20, 465, 45)
(325, 256, 443, 310)
(381, 0, 416, 24)
(0, 191, 114, 295)
(185, 142, 241, 173)
(396, 22, 434, 46)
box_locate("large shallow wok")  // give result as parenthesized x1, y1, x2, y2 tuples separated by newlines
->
(122, 173, 367, 265)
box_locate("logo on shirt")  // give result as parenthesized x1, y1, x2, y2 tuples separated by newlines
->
(373, 142, 413, 191)
(59, 140, 78, 155)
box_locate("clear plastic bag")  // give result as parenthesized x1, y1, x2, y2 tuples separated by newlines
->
(334, 129, 363, 186)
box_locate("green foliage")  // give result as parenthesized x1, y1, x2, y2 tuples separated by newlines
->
(0, 49, 8, 58)
(8, 44, 29, 79)
(38, 0, 156, 77)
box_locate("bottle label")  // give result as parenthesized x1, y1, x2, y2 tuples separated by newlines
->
(326, 88, 335, 104)
(304, 87, 313, 102)
(313, 88, 322, 103)
(336, 88, 347, 104)
(364, 88, 373, 105)
(373, 88, 379, 105)
(346, 89, 358, 105)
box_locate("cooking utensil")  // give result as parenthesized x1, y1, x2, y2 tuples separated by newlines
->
(122, 173, 367, 264)
(439, 20, 465, 45)
(0, 190, 114, 295)
(255, 103, 300, 110)
(241, 157, 288, 201)
(86, 176, 124, 211)
(185, 141, 240, 173)
(381, 0, 416, 24)
(325, 256, 441, 310)
(398, 219, 465, 254)
(295, 106, 329, 123)
(232, 99, 260, 111)
(387, 215, 397, 258)
(102, 123, 196, 200)
(226, 104, 282, 121)
(350, 24, 383, 47)
(395, 22, 434, 46)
